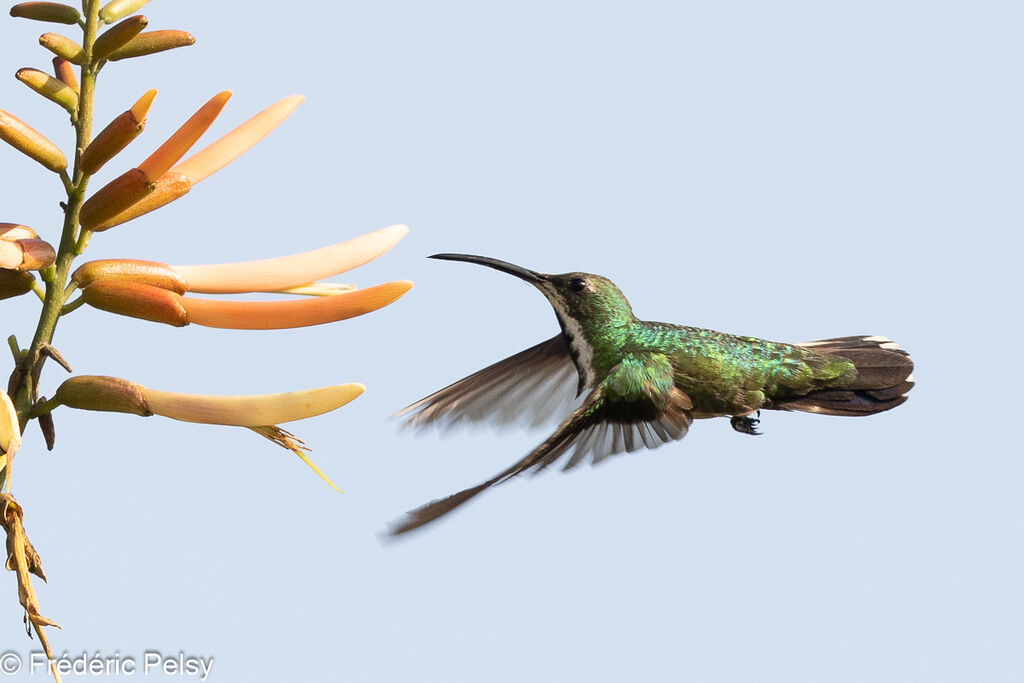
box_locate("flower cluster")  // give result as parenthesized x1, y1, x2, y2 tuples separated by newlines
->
(0, 1, 411, 676)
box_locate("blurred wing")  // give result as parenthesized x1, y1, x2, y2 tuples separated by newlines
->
(395, 335, 580, 430)
(389, 377, 693, 535)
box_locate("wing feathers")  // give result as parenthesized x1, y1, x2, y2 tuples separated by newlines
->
(389, 383, 694, 535)
(395, 335, 579, 430)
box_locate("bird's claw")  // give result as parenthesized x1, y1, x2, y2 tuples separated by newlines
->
(730, 413, 761, 436)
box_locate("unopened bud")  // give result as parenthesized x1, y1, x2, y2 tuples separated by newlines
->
(107, 30, 195, 61)
(51, 57, 77, 91)
(93, 14, 147, 62)
(72, 259, 188, 293)
(54, 375, 152, 416)
(0, 270, 34, 300)
(10, 2, 80, 24)
(99, 0, 149, 23)
(15, 67, 78, 115)
(0, 110, 66, 172)
(80, 89, 156, 175)
(39, 32, 84, 64)
(81, 279, 189, 326)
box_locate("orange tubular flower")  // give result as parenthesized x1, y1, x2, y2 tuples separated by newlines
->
(88, 94, 300, 232)
(80, 91, 231, 230)
(81, 279, 413, 329)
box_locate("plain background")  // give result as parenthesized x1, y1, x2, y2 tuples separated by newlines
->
(1, 1, 1022, 680)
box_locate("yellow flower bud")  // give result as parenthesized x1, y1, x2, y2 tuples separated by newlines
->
(15, 67, 78, 115)
(9, 2, 80, 24)
(71, 258, 187, 293)
(99, 0, 150, 24)
(38, 32, 84, 64)
(93, 14, 147, 62)
(80, 89, 156, 175)
(0, 109, 66, 172)
(81, 279, 189, 326)
(106, 29, 195, 61)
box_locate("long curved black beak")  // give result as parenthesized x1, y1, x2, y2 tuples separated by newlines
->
(429, 253, 546, 285)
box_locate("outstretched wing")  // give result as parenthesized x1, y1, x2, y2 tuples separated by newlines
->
(389, 355, 693, 535)
(394, 335, 580, 431)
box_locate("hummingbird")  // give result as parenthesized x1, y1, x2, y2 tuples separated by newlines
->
(390, 254, 914, 535)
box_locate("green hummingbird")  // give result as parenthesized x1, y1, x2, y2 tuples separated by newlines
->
(391, 254, 914, 535)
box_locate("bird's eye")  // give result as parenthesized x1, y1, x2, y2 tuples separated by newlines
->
(569, 277, 587, 293)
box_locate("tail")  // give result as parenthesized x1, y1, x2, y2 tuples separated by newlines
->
(775, 335, 914, 416)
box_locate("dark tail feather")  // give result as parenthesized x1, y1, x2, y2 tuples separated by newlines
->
(388, 480, 496, 536)
(778, 335, 914, 417)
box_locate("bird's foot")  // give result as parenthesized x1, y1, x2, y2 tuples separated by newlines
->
(730, 412, 761, 436)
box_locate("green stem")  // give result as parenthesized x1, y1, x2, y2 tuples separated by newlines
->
(9, 0, 102, 431)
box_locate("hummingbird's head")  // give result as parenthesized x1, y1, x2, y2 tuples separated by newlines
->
(429, 254, 636, 329)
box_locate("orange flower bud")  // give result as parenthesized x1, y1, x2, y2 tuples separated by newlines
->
(81, 280, 189, 326)
(51, 57, 77, 92)
(0, 109, 66, 172)
(79, 168, 152, 230)
(9, 2, 80, 24)
(0, 270, 35, 300)
(38, 32, 84, 64)
(99, 0, 150, 23)
(93, 14, 147, 62)
(137, 91, 230, 182)
(106, 29, 195, 61)
(80, 89, 156, 175)
(53, 375, 152, 416)
(71, 258, 187, 293)
(89, 170, 190, 231)
(15, 67, 78, 114)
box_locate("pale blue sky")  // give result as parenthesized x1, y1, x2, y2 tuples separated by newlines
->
(1, 1, 1021, 681)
